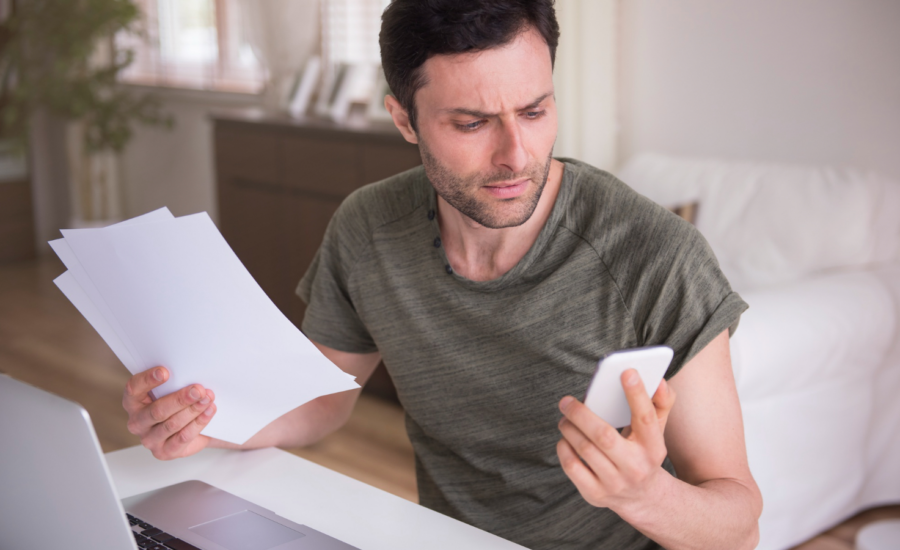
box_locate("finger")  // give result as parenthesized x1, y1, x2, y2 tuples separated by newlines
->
(123, 367, 168, 411)
(559, 396, 629, 465)
(558, 417, 619, 482)
(621, 370, 664, 453)
(557, 439, 605, 505)
(652, 379, 676, 419)
(651, 379, 677, 433)
(160, 404, 216, 459)
(142, 392, 214, 449)
(133, 384, 207, 435)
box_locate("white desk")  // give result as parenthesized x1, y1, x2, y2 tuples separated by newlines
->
(106, 446, 526, 550)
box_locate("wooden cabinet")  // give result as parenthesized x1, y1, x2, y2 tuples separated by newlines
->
(213, 110, 421, 401)
(0, 179, 35, 263)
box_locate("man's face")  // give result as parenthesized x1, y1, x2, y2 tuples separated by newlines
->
(413, 27, 558, 229)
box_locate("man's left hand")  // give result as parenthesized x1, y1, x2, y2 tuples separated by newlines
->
(556, 370, 677, 509)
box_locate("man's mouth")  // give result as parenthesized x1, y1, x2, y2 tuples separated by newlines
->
(483, 178, 530, 199)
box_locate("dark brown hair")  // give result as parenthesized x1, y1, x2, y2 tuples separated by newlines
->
(379, 0, 560, 132)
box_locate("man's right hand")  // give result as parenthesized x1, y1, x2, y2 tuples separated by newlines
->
(122, 367, 217, 460)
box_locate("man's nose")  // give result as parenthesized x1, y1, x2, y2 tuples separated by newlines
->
(491, 119, 528, 174)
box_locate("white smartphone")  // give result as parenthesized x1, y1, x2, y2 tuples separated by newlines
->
(583, 346, 674, 428)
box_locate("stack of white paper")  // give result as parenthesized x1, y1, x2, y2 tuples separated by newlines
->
(50, 208, 359, 444)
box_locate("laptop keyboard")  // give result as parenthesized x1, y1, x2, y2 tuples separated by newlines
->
(127, 513, 202, 550)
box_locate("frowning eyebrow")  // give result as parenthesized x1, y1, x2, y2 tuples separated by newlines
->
(441, 92, 553, 118)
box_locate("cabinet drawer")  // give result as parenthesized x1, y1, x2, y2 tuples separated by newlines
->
(215, 128, 282, 185)
(218, 181, 289, 314)
(0, 179, 35, 261)
(283, 194, 342, 328)
(283, 136, 362, 198)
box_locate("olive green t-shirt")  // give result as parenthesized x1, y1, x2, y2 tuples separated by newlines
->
(297, 159, 747, 550)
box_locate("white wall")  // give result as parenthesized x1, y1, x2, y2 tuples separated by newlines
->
(120, 90, 259, 221)
(618, 0, 900, 179)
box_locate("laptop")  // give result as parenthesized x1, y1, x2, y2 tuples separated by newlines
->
(0, 374, 358, 550)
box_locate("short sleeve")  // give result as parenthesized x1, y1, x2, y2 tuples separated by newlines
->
(296, 193, 379, 354)
(605, 191, 748, 380)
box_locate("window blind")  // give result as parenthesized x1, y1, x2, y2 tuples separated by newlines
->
(322, 0, 389, 66)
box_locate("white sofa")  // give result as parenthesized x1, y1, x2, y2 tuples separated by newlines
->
(618, 154, 900, 550)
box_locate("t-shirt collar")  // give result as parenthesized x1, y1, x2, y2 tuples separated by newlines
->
(423, 159, 574, 292)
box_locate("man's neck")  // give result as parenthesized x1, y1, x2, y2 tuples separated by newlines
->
(438, 159, 565, 282)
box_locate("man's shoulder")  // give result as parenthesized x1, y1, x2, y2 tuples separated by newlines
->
(338, 165, 429, 230)
(329, 165, 430, 246)
(560, 158, 687, 242)
(558, 157, 717, 294)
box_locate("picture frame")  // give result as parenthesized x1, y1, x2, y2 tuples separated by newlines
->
(314, 62, 351, 121)
(315, 63, 382, 123)
(288, 55, 321, 119)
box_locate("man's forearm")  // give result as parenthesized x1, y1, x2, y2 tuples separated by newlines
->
(208, 390, 359, 451)
(613, 470, 761, 550)
(210, 345, 379, 452)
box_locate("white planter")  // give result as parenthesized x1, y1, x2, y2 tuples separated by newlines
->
(66, 122, 124, 226)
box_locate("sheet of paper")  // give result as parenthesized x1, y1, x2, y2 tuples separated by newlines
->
(54, 271, 139, 371)
(60, 212, 358, 444)
(49, 208, 175, 374)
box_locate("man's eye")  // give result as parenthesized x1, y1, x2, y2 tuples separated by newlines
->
(525, 110, 546, 119)
(456, 120, 485, 132)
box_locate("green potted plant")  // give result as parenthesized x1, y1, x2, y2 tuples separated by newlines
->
(0, 0, 171, 227)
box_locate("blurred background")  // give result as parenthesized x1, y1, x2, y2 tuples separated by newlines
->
(1, 1, 898, 549)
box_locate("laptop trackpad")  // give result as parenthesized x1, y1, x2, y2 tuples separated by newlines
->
(190, 510, 305, 550)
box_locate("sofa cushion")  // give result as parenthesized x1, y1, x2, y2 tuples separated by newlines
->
(732, 264, 900, 550)
(729, 269, 896, 401)
(617, 153, 900, 290)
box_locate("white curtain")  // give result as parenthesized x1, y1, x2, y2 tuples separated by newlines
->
(553, 0, 618, 171)
(238, 0, 321, 109)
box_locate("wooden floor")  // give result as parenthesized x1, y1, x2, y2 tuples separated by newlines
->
(1, 256, 897, 548)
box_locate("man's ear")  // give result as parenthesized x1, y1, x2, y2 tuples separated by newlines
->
(385, 95, 418, 144)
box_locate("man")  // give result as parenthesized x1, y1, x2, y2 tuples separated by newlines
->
(121, 1, 762, 548)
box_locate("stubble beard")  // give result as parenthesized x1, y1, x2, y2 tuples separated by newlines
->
(419, 140, 553, 229)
